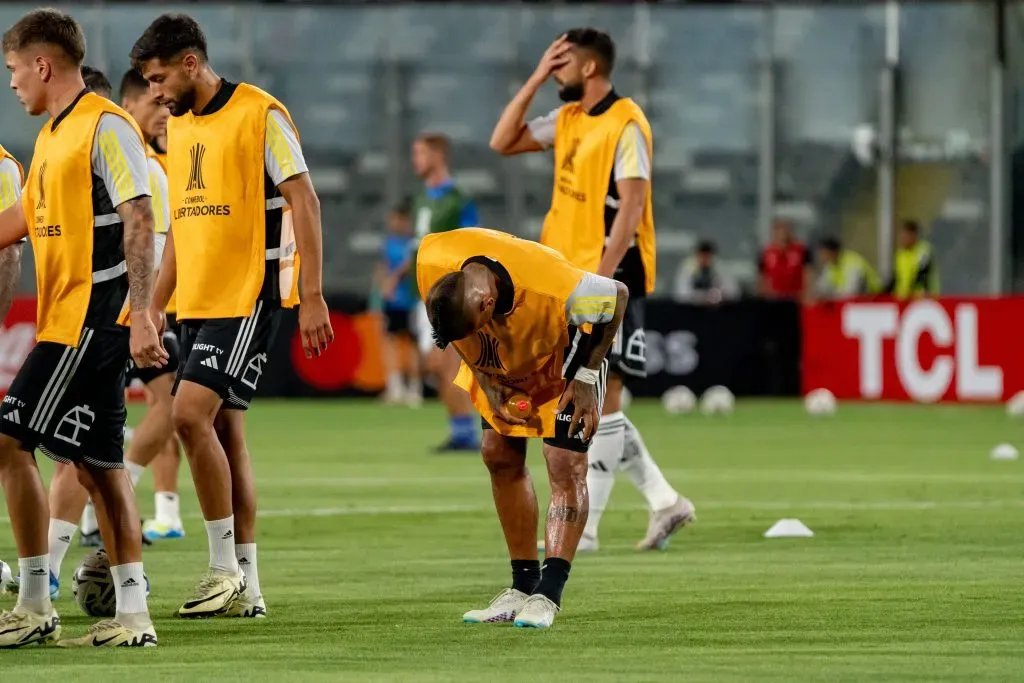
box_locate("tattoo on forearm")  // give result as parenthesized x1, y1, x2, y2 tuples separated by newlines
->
(548, 505, 581, 523)
(118, 197, 155, 311)
(0, 244, 22, 322)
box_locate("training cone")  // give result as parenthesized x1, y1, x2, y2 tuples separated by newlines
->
(764, 518, 814, 538)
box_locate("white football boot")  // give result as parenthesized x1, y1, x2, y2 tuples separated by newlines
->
(0, 607, 61, 648)
(462, 588, 529, 624)
(513, 595, 559, 629)
(223, 582, 267, 619)
(58, 619, 157, 647)
(176, 568, 245, 618)
(636, 496, 696, 551)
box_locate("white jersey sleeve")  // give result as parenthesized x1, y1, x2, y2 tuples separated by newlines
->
(0, 157, 22, 212)
(91, 113, 151, 208)
(147, 157, 170, 235)
(613, 122, 652, 182)
(526, 107, 562, 150)
(565, 271, 619, 326)
(265, 109, 309, 187)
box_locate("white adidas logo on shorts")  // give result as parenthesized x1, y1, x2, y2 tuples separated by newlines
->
(200, 356, 219, 370)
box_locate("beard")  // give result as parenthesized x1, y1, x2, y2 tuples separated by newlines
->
(167, 87, 197, 117)
(557, 82, 584, 103)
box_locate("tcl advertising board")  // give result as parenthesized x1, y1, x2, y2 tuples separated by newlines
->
(802, 298, 1024, 403)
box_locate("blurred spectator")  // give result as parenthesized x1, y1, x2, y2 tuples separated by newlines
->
(813, 237, 880, 299)
(883, 220, 940, 299)
(411, 132, 479, 236)
(673, 240, 739, 305)
(757, 219, 811, 300)
(376, 198, 421, 406)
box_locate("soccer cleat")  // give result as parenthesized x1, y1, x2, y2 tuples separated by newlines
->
(142, 519, 186, 541)
(636, 496, 696, 551)
(0, 608, 61, 648)
(223, 591, 267, 619)
(462, 588, 529, 624)
(58, 619, 157, 648)
(176, 568, 245, 618)
(432, 437, 479, 454)
(4, 570, 60, 600)
(513, 594, 559, 629)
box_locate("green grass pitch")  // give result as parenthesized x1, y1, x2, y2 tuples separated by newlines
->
(1, 399, 1022, 681)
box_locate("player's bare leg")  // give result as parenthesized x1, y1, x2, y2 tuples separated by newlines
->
(46, 463, 89, 587)
(462, 430, 537, 624)
(172, 381, 245, 618)
(145, 436, 185, 539)
(127, 375, 174, 472)
(214, 410, 265, 618)
(59, 466, 155, 647)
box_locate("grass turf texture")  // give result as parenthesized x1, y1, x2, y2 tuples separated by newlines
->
(1, 399, 1022, 681)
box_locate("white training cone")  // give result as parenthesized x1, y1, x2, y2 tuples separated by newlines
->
(764, 518, 814, 538)
(990, 443, 1020, 461)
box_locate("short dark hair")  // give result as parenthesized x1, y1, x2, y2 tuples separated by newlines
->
(2, 8, 85, 66)
(119, 69, 149, 100)
(696, 240, 716, 255)
(130, 13, 208, 71)
(80, 65, 111, 96)
(820, 236, 841, 253)
(426, 272, 473, 349)
(902, 220, 920, 235)
(565, 27, 615, 76)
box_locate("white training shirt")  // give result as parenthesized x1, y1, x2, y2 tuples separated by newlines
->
(265, 109, 308, 187)
(528, 106, 652, 182)
(565, 271, 619, 326)
(91, 113, 151, 209)
(0, 156, 21, 212)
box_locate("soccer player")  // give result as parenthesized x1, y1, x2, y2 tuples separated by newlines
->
(490, 28, 694, 551)
(0, 143, 25, 321)
(411, 132, 481, 451)
(80, 64, 111, 98)
(131, 13, 333, 618)
(0, 8, 165, 647)
(419, 227, 627, 629)
(377, 197, 421, 405)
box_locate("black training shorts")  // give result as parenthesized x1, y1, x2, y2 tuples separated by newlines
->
(0, 326, 129, 468)
(173, 301, 280, 411)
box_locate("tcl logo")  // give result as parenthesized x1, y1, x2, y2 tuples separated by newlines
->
(843, 300, 1002, 402)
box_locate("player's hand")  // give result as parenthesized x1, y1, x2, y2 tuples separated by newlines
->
(380, 274, 398, 301)
(530, 35, 571, 85)
(299, 295, 335, 358)
(558, 378, 600, 441)
(481, 379, 527, 426)
(148, 306, 166, 336)
(130, 310, 169, 369)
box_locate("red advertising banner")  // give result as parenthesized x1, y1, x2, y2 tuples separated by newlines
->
(802, 297, 1024, 403)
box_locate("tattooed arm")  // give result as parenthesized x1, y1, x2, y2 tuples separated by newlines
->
(0, 243, 22, 323)
(117, 196, 156, 313)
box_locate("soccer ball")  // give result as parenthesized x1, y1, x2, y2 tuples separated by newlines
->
(1006, 391, 1024, 417)
(73, 549, 116, 617)
(661, 386, 696, 415)
(701, 386, 735, 415)
(804, 388, 837, 416)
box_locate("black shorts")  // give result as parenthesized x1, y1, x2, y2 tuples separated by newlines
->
(127, 331, 180, 385)
(480, 359, 609, 453)
(165, 312, 182, 341)
(0, 326, 129, 468)
(173, 301, 280, 411)
(384, 306, 412, 335)
(610, 294, 646, 380)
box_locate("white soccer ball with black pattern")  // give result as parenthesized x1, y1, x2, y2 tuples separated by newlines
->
(701, 386, 735, 415)
(73, 549, 116, 617)
(661, 386, 697, 415)
(804, 388, 837, 416)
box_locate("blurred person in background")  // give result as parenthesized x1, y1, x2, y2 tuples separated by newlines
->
(814, 237, 879, 300)
(80, 64, 111, 97)
(490, 28, 694, 553)
(883, 220, 939, 299)
(411, 131, 481, 452)
(377, 197, 422, 406)
(0, 143, 24, 321)
(673, 240, 739, 305)
(758, 219, 811, 300)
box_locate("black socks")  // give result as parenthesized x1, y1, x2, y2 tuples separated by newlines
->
(511, 559, 541, 595)
(533, 558, 571, 607)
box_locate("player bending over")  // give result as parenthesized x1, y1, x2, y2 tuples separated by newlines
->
(418, 228, 627, 629)
(490, 28, 694, 551)
(0, 8, 165, 647)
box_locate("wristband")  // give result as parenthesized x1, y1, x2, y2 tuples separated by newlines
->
(574, 367, 599, 385)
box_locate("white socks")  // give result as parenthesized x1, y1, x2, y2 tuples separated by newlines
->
(155, 492, 181, 526)
(205, 516, 239, 573)
(81, 501, 98, 535)
(583, 411, 626, 543)
(125, 461, 146, 488)
(111, 562, 150, 627)
(621, 416, 679, 512)
(16, 555, 50, 614)
(236, 543, 261, 599)
(48, 518, 77, 583)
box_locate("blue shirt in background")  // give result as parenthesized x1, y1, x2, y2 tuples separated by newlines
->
(383, 234, 417, 310)
(425, 179, 480, 228)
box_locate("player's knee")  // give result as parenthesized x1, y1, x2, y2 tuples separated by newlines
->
(545, 449, 587, 491)
(171, 401, 211, 444)
(481, 437, 526, 480)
